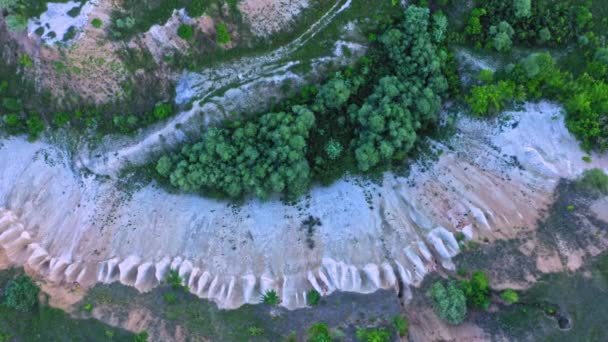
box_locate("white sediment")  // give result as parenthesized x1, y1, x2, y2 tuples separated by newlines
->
(1, 102, 606, 309)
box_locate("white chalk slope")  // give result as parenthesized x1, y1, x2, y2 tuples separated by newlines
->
(0, 102, 606, 309)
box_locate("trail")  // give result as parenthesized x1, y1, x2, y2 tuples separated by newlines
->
(80, 0, 355, 175)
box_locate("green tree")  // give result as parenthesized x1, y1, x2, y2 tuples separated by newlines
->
(324, 139, 342, 160)
(261, 290, 280, 305)
(4, 275, 40, 312)
(392, 315, 408, 337)
(177, 24, 194, 40)
(538, 28, 552, 43)
(26, 115, 45, 140)
(490, 21, 514, 52)
(576, 168, 608, 195)
(513, 0, 531, 18)
(426, 281, 467, 325)
(460, 271, 491, 309)
(307, 289, 321, 306)
(6, 14, 27, 32)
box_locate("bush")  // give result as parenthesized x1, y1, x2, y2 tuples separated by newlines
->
(501, 289, 519, 304)
(153, 102, 172, 120)
(460, 271, 491, 310)
(392, 315, 408, 337)
(216, 23, 231, 45)
(164, 269, 186, 291)
(4, 275, 40, 312)
(91, 18, 103, 28)
(426, 281, 467, 325)
(307, 323, 331, 342)
(134, 331, 148, 342)
(261, 290, 280, 305)
(576, 168, 608, 195)
(177, 24, 194, 40)
(26, 115, 45, 140)
(163, 292, 178, 304)
(307, 289, 321, 306)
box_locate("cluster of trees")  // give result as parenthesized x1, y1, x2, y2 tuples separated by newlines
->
(4, 275, 40, 312)
(351, 7, 448, 171)
(466, 49, 608, 151)
(157, 107, 315, 199)
(426, 270, 499, 325)
(461, 0, 595, 51)
(157, 5, 451, 199)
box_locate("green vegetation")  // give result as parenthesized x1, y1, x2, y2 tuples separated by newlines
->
(157, 4, 451, 200)
(392, 315, 408, 337)
(426, 281, 467, 325)
(164, 269, 187, 291)
(501, 289, 519, 304)
(576, 168, 608, 195)
(307, 289, 321, 306)
(177, 24, 194, 40)
(307, 323, 331, 342)
(460, 270, 491, 310)
(4, 275, 39, 312)
(0, 269, 133, 341)
(355, 327, 391, 342)
(261, 290, 280, 305)
(216, 22, 231, 45)
(91, 18, 103, 28)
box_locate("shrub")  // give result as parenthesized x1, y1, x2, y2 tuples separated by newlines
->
(249, 326, 264, 336)
(53, 112, 70, 127)
(26, 115, 45, 140)
(460, 271, 491, 310)
(163, 292, 178, 304)
(216, 23, 231, 45)
(307, 289, 321, 306)
(501, 289, 519, 304)
(177, 24, 194, 40)
(307, 323, 331, 342)
(4, 275, 40, 312)
(261, 290, 280, 305)
(83, 303, 93, 311)
(576, 168, 608, 195)
(134, 331, 148, 342)
(18, 54, 33, 68)
(392, 315, 409, 337)
(91, 18, 103, 28)
(153, 102, 172, 120)
(324, 139, 343, 160)
(356, 328, 391, 342)
(164, 269, 186, 290)
(426, 281, 467, 325)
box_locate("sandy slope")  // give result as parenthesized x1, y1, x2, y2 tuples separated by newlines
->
(0, 102, 607, 310)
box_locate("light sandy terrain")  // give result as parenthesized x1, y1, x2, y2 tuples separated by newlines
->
(1, 102, 606, 311)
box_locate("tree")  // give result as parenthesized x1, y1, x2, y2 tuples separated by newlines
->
(307, 289, 321, 306)
(177, 24, 194, 40)
(426, 281, 467, 325)
(490, 21, 514, 52)
(513, 0, 531, 18)
(538, 28, 552, 44)
(595, 48, 608, 64)
(4, 275, 40, 312)
(6, 15, 27, 32)
(576, 168, 608, 195)
(156, 156, 173, 177)
(324, 139, 342, 160)
(261, 290, 280, 305)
